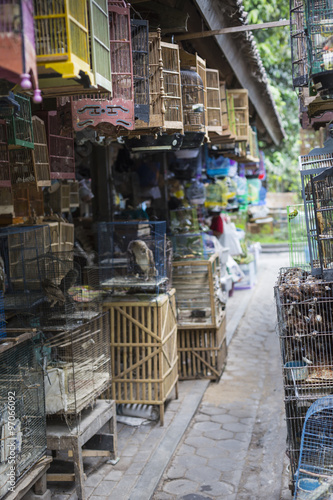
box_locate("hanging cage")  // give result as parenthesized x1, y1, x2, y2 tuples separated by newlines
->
(226, 89, 249, 142)
(0, 0, 41, 102)
(305, 0, 333, 95)
(287, 204, 311, 269)
(0, 332, 46, 498)
(290, 0, 308, 88)
(206, 68, 223, 137)
(0, 93, 34, 149)
(131, 19, 149, 124)
(180, 68, 205, 148)
(0, 119, 10, 187)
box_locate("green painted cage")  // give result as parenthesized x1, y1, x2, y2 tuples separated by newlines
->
(287, 204, 311, 269)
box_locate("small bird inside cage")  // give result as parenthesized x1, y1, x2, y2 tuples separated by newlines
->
(127, 239, 157, 280)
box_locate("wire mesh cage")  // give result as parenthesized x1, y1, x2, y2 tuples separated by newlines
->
(12, 183, 45, 217)
(43, 311, 111, 418)
(170, 208, 200, 234)
(219, 81, 234, 138)
(170, 233, 209, 261)
(294, 396, 333, 499)
(180, 69, 205, 134)
(206, 68, 223, 137)
(36, 105, 75, 180)
(290, 0, 308, 88)
(98, 221, 168, 292)
(300, 136, 333, 276)
(0, 93, 34, 149)
(108, 0, 134, 121)
(0, 332, 46, 498)
(0, 0, 41, 102)
(311, 166, 333, 280)
(131, 19, 149, 124)
(34, 0, 93, 83)
(88, 0, 112, 92)
(287, 204, 311, 269)
(305, 0, 333, 94)
(0, 119, 10, 187)
(31, 115, 51, 187)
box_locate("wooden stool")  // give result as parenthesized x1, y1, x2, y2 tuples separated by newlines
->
(46, 400, 118, 500)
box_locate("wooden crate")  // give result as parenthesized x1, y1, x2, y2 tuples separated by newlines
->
(105, 289, 178, 425)
(177, 313, 227, 380)
(172, 252, 224, 327)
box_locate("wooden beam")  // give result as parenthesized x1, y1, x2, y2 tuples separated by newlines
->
(175, 19, 291, 41)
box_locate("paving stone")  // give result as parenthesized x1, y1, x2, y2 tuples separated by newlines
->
(164, 479, 199, 496)
(204, 429, 234, 440)
(119, 444, 139, 457)
(209, 413, 235, 424)
(174, 454, 207, 469)
(125, 460, 145, 475)
(166, 464, 187, 480)
(222, 421, 250, 433)
(193, 421, 221, 432)
(198, 480, 235, 497)
(91, 480, 116, 496)
(196, 446, 230, 459)
(177, 443, 197, 456)
(185, 436, 216, 449)
(112, 456, 133, 470)
(153, 491, 175, 500)
(184, 465, 222, 483)
(200, 405, 224, 416)
(193, 413, 212, 422)
(104, 469, 123, 481)
(207, 456, 241, 472)
(84, 473, 104, 488)
(181, 494, 213, 500)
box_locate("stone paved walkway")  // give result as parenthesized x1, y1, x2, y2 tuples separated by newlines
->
(153, 252, 291, 500)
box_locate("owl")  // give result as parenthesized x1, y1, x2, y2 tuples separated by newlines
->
(42, 279, 66, 308)
(127, 240, 157, 280)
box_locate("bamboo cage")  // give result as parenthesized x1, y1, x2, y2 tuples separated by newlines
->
(177, 313, 227, 380)
(36, 105, 75, 180)
(290, 0, 308, 88)
(44, 183, 71, 213)
(180, 69, 205, 134)
(0, 0, 41, 102)
(12, 183, 44, 217)
(132, 29, 183, 133)
(0, 93, 34, 149)
(69, 180, 79, 208)
(206, 68, 223, 137)
(0, 119, 10, 187)
(105, 290, 178, 425)
(131, 19, 149, 124)
(172, 253, 224, 328)
(227, 89, 249, 142)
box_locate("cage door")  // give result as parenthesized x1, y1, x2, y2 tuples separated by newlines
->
(89, 0, 112, 92)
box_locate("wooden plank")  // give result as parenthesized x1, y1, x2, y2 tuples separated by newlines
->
(5, 457, 52, 500)
(47, 473, 75, 482)
(175, 20, 290, 41)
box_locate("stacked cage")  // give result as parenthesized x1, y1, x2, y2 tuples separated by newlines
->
(294, 396, 333, 499)
(0, 332, 46, 498)
(131, 19, 149, 124)
(275, 267, 333, 488)
(300, 138, 333, 276)
(0, 93, 33, 149)
(290, 0, 308, 88)
(98, 221, 169, 293)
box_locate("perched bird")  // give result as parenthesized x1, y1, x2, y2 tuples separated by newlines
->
(59, 268, 79, 293)
(0, 255, 6, 295)
(127, 240, 157, 280)
(42, 279, 66, 308)
(288, 209, 298, 221)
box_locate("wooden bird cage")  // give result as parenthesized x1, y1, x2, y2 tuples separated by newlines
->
(108, 0, 134, 125)
(88, 0, 112, 92)
(44, 183, 71, 214)
(12, 183, 44, 217)
(9, 146, 49, 188)
(290, 0, 308, 88)
(34, 0, 94, 88)
(206, 68, 223, 137)
(226, 89, 249, 142)
(36, 104, 75, 180)
(220, 81, 234, 138)
(31, 115, 51, 186)
(0, 0, 41, 102)
(133, 30, 183, 133)
(248, 126, 260, 162)
(180, 69, 205, 133)
(0, 93, 34, 149)
(69, 180, 79, 208)
(0, 119, 10, 187)
(131, 19, 149, 124)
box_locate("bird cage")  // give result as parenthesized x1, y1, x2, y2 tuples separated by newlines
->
(34, 0, 93, 86)
(248, 126, 260, 162)
(0, 93, 34, 149)
(275, 267, 333, 483)
(98, 220, 168, 292)
(0, 119, 10, 187)
(290, 0, 308, 88)
(69, 180, 79, 208)
(0, 0, 41, 103)
(180, 69, 205, 136)
(88, 0, 112, 92)
(133, 30, 183, 133)
(43, 311, 111, 419)
(219, 81, 234, 138)
(170, 208, 200, 234)
(0, 332, 46, 498)
(287, 205, 311, 269)
(131, 19, 149, 124)
(108, 1, 134, 125)
(12, 183, 44, 217)
(311, 166, 333, 280)
(36, 105, 75, 180)
(206, 68, 223, 137)
(71, 92, 134, 133)
(294, 396, 333, 499)
(300, 135, 333, 276)
(31, 115, 51, 186)
(44, 183, 71, 213)
(304, 0, 333, 95)
(226, 89, 249, 142)
(170, 233, 207, 261)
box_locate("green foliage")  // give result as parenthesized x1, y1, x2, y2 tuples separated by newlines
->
(243, 0, 301, 194)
